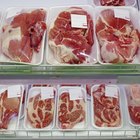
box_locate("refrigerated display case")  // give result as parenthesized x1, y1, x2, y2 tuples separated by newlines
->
(0, 0, 140, 139)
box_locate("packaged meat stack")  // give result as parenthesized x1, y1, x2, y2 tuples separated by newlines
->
(95, 7, 140, 64)
(46, 5, 97, 65)
(0, 8, 47, 65)
(125, 85, 140, 126)
(0, 85, 24, 130)
(24, 86, 56, 130)
(57, 86, 87, 130)
(91, 84, 123, 129)
(92, 0, 136, 6)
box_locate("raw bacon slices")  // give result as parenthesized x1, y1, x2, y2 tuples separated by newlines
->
(1, 9, 47, 63)
(96, 9, 140, 63)
(0, 89, 21, 129)
(27, 93, 55, 128)
(127, 85, 140, 124)
(100, 0, 125, 6)
(92, 84, 121, 127)
(58, 92, 85, 129)
(48, 7, 94, 64)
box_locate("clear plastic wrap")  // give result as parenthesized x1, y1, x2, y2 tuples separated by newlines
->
(95, 7, 140, 64)
(24, 86, 56, 130)
(0, 85, 24, 130)
(91, 84, 123, 129)
(0, 7, 47, 65)
(56, 86, 87, 130)
(125, 84, 140, 126)
(46, 5, 97, 65)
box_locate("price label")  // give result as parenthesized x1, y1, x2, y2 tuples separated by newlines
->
(114, 9, 130, 21)
(71, 14, 87, 29)
(8, 85, 21, 98)
(41, 87, 54, 99)
(105, 85, 118, 98)
(69, 88, 83, 100)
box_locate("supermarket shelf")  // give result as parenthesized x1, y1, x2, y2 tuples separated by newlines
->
(0, 80, 139, 140)
(0, 64, 140, 75)
(0, 129, 138, 140)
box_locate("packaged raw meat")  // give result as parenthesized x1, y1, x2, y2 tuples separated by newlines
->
(91, 84, 123, 129)
(125, 85, 140, 126)
(46, 5, 97, 65)
(57, 86, 87, 130)
(0, 85, 24, 130)
(0, 8, 47, 65)
(24, 86, 56, 130)
(20, 85, 28, 119)
(92, 0, 136, 6)
(95, 7, 140, 64)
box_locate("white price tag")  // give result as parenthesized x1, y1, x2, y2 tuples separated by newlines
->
(114, 9, 130, 21)
(8, 85, 21, 98)
(71, 14, 87, 29)
(69, 88, 83, 100)
(105, 85, 118, 98)
(41, 87, 54, 99)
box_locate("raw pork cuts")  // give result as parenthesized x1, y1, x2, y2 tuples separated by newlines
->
(1, 9, 46, 63)
(127, 85, 140, 124)
(96, 9, 140, 63)
(58, 92, 85, 129)
(92, 84, 121, 127)
(48, 7, 94, 64)
(0, 90, 21, 129)
(27, 94, 55, 128)
(100, 0, 125, 6)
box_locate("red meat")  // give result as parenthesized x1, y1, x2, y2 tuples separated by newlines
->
(92, 84, 121, 127)
(0, 90, 21, 129)
(96, 9, 140, 63)
(127, 85, 140, 124)
(27, 93, 54, 128)
(58, 92, 85, 129)
(129, 106, 140, 124)
(49, 7, 94, 64)
(100, 0, 125, 6)
(2, 9, 46, 63)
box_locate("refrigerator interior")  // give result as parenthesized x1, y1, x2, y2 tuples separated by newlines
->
(0, 0, 140, 139)
(0, 76, 139, 139)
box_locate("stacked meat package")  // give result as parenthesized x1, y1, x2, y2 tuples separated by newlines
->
(126, 85, 140, 126)
(0, 83, 139, 131)
(0, 1, 139, 65)
(0, 85, 24, 130)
